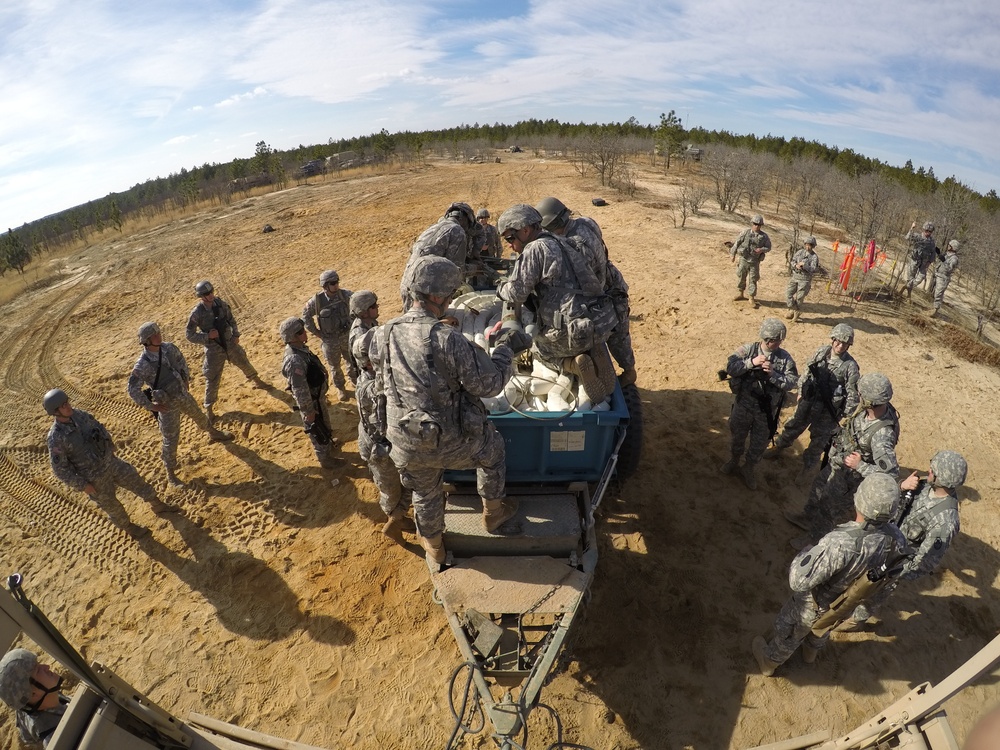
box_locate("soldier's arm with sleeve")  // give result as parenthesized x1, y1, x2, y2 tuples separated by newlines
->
(787, 534, 852, 594)
(186, 305, 210, 345)
(726, 343, 756, 379)
(497, 244, 548, 307)
(283, 354, 317, 421)
(126, 354, 155, 409)
(731, 229, 750, 259)
(903, 505, 960, 579)
(770, 351, 799, 392)
(221, 299, 240, 340)
(758, 231, 772, 254)
(47, 431, 88, 491)
(858, 424, 899, 479)
(444, 328, 515, 398)
(804, 251, 819, 274)
(842, 358, 861, 414)
(168, 343, 192, 387)
(302, 296, 321, 336)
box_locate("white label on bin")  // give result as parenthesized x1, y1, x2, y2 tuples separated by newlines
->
(550, 430, 586, 452)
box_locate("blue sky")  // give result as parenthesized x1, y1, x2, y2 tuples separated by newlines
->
(2, 0, 999, 230)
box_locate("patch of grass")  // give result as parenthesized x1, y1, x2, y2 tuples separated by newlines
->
(941, 323, 1000, 367)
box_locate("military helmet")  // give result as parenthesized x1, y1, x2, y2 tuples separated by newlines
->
(830, 323, 854, 344)
(858, 373, 893, 406)
(535, 196, 570, 230)
(854, 473, 900, 524)
(929, 450, 967, 489)
(349, 290, 378, 316)
(475, 208, 490, 219)
(922, 221, 935, 232)
(278, 317, 306, 344)
(446, 202, 475, 227)
(0, 648, 37, 710)
(137, 321, 161, 345)
(752, 214, 764, 226)
(948, 239, 960, 251)
(497, 204, 543, 235)
(804, 236, 817, 247)
(759, 317, 786, 341)
(408, 256, 463, 297)
(320, 269, 340, 287)
(194, 280, 214, 297)
(43, 388, 69, 416)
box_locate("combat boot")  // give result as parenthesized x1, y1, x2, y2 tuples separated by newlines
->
(572, 352, 611, 405)
(800, 644, 820, 664)
(165, 470, 184, 487)
(791, 309, 800, 322)
(741, 461, 758, 490)
(618, 367, 637, 387)
(752, 636, 779, 677)
(381, 508, 416, 545)
(928, 308, 939, 319)
(420, 534, 446, 566)
(749, 295, 760, 309)
(483, 498, 519, 533)
(208, 426, 233, 442)
(205, 405, 216, 425)
(733, 292, 747, 301)
(785, 309, 795, 320)
(719, 458, 738, 475)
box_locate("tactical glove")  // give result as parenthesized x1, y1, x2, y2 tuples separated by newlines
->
(493, 328, 532, 355)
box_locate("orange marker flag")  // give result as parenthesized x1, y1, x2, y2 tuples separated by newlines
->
(839, 246, 856, 290)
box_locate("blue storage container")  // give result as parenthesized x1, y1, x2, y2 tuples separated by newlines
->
(447, 381, 629, 484)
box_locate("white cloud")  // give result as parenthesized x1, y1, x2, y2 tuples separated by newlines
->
(215, 87, 270, 108)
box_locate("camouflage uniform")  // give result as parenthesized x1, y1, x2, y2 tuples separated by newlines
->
(730, 227, 772, 297)
(761, 519, 906, 665)
(127, 342, 215, 474)
(370, 307, 514, 538)
(786, 247, 819, 310)
(930, 249, 959, 311)
(564, 216, 608, 287)
(282, 339, 337, 466)
(904, 228, 937, 292)
(605, 260, 635, 370)
(725, 342, 798, 465)
(303, 288, 357, 388)
(480, 222, 502, 259)
(16, 698, 68, 746)
(350, 316, 407, 517)
(800, 406, 900, 539)
(47, 409, 156, 529)
(185, 296, 259, 409)
(399, 215, 475, 308)
(773, 345, 860, 469)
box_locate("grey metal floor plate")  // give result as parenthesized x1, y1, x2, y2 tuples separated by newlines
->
(433, 556, 588, 615)
(444, 492, 582, 556)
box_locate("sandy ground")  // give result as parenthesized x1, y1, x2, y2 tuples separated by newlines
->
(1, 155, 1000, 749)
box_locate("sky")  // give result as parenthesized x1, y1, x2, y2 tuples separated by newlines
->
(2, 0, 1000, 230)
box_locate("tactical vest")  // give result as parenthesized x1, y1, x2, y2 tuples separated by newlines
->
(841, 405, 899, 463)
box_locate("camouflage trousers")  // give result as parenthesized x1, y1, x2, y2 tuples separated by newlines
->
(90, 457, 159, 529)
(358, 428, 408, 517)
(801, 463, 863, 540)
(904, 259, 928, 291)
(774, 399, 838, 469)
(392, 425, 506, 538)
(762, 592, 830, 665)
(736, 258, 762, 296)
(320, 332, 358, 389)
(785, 277, 812, 308)
(158, 387, 213, 472)
(929, 274, 951, 309)
(729, 400, 775, 465)
(608, 302, 635, 370)
(203, 341, 259, 407)
(301, 398, 337, 465)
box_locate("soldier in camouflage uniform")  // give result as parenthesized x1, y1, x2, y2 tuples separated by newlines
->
(903, 221, 937, 299)
(0, 649, 68, 747)
(785, 236, 819, 321)
(127, 322, 232, 486)
(841, 450, 967, 630)
(399, 202, 481, 311)
(44, 389, 166, 537)
(928, 240, 960, 318)
(279, 317, 340, 471)
(476, 208, 502, 259)
(786, 373, 900, 544)
(302, 270, 356, 400)
(766, 324, 859, 472)
(536, 196, 637, 386)
(185, 280, 266, 422)
(371, 256, 529, 566)
(730, 214, 772, 309)
(752, 473, 907, 675)
(350, 290, 415, 545)
(722, 318, 798, 491)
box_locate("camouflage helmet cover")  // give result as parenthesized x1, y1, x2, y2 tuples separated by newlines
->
(948, 239, 960, 250)
(0, 648, 37, 709)
(830, 323, 855, 343)
(535, 196, 570, 229)
(752, 214, 764, 226)
(278, 317, 305, 344)
(854, 473, 900, 524)
(445, 202, 475, 226)
(804, 235, 817, 246)
(349, 290, 378, 316)
(475, 208, 490, 219)
(922, 221, 935, 231)
(137, 321, 161, 345)
(320, 270, 340, 286)
(497, 204, 543, 235)
(858, 373, 893, 406)
(929, 450, 967, 489)
(43, 388, 69, 416)
(408, 256, 463, 297)
(194, 280, 214, 297)
(759, 317, 786, 341)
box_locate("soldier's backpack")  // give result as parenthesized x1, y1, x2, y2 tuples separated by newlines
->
(547, 235, 618, 351)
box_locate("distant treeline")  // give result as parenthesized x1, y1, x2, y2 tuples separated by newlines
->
(2, 117, 998, 278)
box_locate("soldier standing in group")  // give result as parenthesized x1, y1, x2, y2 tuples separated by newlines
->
(928, 240, 960, 318)
(399, 202, 481, 310)
(185, 280, 266, 424)
(302, 270, 356, 401)
(44, 389, 170, 537)
(730, 214, 772, 309)
(785, 236, 819, 321)
(752, 473, 906, 676)
(766, 324, 859, 476)
(127, 322, 232, 486)
(786, 373, 900, 545)
(840, 450, 967, 631)
(371, 256, 529, 566)
(535, 196, 637, 386)
(903, 221, 937, 299)
(476, 208, 502, 259)
(721, 318, 798, 491)
(349, 290, 415, 545)
(279, 317, 341, 472)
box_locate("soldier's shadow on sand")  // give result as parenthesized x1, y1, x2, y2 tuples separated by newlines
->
(133, 513, 354, 646)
